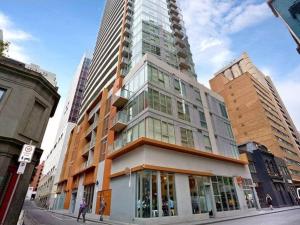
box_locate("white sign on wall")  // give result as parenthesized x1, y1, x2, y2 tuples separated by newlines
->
(18, 144, 36, 163)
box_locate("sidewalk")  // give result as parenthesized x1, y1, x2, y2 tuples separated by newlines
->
(50, 209, 132, 225)
(174, 206, 300, 225)
(50, 206, 300, 225)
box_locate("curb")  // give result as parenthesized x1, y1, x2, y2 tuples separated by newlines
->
(49, 210, 129, 225)
(196, 206, 300, 225)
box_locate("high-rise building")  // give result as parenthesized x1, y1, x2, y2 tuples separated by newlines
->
(210, 52, 300, 188)
(57, 1, 258, 223)
(36, 56, 91, 209)
(268, 0, 300, 53)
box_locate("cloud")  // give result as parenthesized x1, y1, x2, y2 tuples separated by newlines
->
(271, 66, 300, 130)
(178, 0, 272, 85)
(0, 11, 34, 62)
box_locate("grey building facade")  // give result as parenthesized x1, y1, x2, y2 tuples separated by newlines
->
(0, 57, 60, 225)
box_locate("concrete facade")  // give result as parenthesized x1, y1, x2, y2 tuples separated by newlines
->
(0, 56, 60, 225)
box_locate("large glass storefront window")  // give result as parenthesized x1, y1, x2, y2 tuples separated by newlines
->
(160, 173, 177, 216)
(189, 176, 213, 214)
(212, 176, 239, 212)
(136, 170, 158, 218)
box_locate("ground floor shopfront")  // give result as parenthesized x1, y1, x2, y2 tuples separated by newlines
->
(56, 144, 261, 224)
(109, 170, 258, 224)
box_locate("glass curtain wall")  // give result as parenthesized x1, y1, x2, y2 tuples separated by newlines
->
(211, 176, 240, 212)
(131, 0, 177, 69)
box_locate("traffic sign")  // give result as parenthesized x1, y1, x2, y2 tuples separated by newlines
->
(18, 144, 36, 163)
(17, 162, 27, 174)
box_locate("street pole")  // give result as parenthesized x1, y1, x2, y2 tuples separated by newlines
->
(1, 140, 33, 225)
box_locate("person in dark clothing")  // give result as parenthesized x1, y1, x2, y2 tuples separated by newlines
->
(266, 194, 273, 210)
(77, 198, 88, 223)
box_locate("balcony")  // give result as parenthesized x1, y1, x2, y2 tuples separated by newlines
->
(171, 14, 180, 23)
(122, 46, 131, 58)
(112, 89, 130, 109)
(177, 48, 187, 58)
(126, 5, 133, 14)
(120, 57, 129, 69)
(179, 58, 191, 70)
(125, 11, 132, 21)
(120, 68, 128, 77)
(124, 27, 131, 37)
(86, 119, 98, 137)
(82, 143, 90, 158)
(123, 36, 130, 46)
(175, 37, 185, 48)
(174, 29, 184, 39)
(110, 111, 127, 132)
(124, 19, 131, 28)
(172, 21, 182, 30)
(169, 7, 179, 15)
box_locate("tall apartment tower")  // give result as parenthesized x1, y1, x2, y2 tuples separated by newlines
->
(36, 56, 91, 209)
(210, 53, 300, 188)
(57, 1, 258, 223)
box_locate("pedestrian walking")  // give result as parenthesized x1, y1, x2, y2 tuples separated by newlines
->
(266, 194, 273, 210)
(77, 198, 87, 223)
(99, 197, 106, 221)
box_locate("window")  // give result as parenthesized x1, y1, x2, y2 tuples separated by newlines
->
(0, 88, 6, 102)
(146, 118, 175, 144)
(225, 123, 234, 139)
(136, 170, 158, 218)
(161, 173, 177, 216)
(212, 176, 239, 212)
(148, 88, 172, 115)
(180, 127, 194, 147)
(174, 79, 186, 96)
(195, 90, 202, 105)
(249, 162, 257, 173)
(189, 176, 211, 214)
(148, 65, 169, 88)
(199, 111, 207, 129)
(219, 103, 228, 118)
(203, 135, 212, 151)
(177, 101, 190, 122)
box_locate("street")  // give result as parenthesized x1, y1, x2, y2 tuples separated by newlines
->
(22, 200, 300, 225)
(206, 208, 300, 225)
(23, 201, 103, 225)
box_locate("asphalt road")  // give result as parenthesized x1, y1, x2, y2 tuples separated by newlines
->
(208, 208, 300, 225)
(23, 201, 102, 225)
(23, 200, 300, 225)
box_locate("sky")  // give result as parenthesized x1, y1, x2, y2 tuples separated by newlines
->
(0, 0, 299, 158)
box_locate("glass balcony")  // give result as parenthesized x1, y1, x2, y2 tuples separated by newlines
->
(177, 48, 187, 58)
(124, 27, 131, 37)
(179, 58, 191, 70)
(112, 89, 130, 109)
(172, 21, 182, 30)
(110, 111, 128, 132)
(123, 36, 130, 46)
(120, 57, 129, 68)
(122, 46, 131, 58)
(175, 37, 186, 48)
(174, 29, 184, 39)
